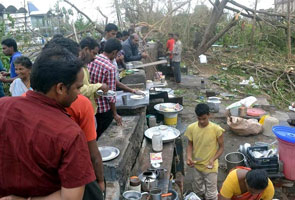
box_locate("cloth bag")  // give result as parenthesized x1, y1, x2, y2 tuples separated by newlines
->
(227, 116, 263, 136)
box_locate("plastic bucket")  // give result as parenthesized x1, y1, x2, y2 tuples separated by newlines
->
(164, 115, 177, 125)
(277, 138, 295, 180)
(225, 152, 245, 171)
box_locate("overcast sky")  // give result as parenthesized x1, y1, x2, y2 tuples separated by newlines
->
(2, 0, 274, 23)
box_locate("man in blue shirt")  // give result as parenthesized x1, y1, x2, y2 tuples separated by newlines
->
(1, 38, 22, 83)
(0, 60, 5, 97)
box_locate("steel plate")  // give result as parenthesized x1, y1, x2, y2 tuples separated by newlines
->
(98, 146, 120, 162)
(144, 125, 180, 143)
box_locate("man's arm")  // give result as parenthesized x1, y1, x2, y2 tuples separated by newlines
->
(208, 134, 224, 168)
(0, 186, 85, 200)
(186, 140, 196, 167)
(116, 80, 135, 93)
(110, 102, 122, 126)
(87, 140, 105, 191)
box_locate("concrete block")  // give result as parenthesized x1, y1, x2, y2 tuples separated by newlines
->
(121, 70, 146, 85)
(98, 111, 146, 192)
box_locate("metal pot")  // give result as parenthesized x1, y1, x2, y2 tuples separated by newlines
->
(122, 190, 148, 200)
(138, 171, 158, 192)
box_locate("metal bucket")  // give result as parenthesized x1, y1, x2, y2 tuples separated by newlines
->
(225, 152, 245, 171)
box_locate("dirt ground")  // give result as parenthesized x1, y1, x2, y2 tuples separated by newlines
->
(166, 67, 295, 199)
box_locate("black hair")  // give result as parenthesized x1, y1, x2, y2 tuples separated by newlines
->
(1, 38, 18, 51)
(14, 56, 32, 69)
(122, 31, 129, 37)
(116, 32, 122, 39)
(195, 103, 210, 116)
(43, 37, 80, 57)
(103, 38, 122, 53)
(52, 34, 64, 39)
(168, 33, 174, 37)
(174, 33, 179, 37)
(246, 170, 269, 190)
(79, 37, 99, 50)
(105, 23, 118, 32)
(31, 47, 83, 94)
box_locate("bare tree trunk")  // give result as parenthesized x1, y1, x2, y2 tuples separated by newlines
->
(250, 0, 258, 55)
(114, 0, 122, 28)
(196, 0, 232, 56)
(287, 0, 292, 61)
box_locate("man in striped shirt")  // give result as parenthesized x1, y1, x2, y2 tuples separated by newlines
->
(88, 38, 123, 138)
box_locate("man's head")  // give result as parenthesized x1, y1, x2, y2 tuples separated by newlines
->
(116, 32, 123, 41)
(130, 33, 140, 47)
(103, 38, 122, 60)
(14, 56, 32, 80)
(31, 47, 84, 107)
(105, 23, 118, 40)
(43, 36, 80, 57)
(122, 31, 129, 41)
(1, 38, 18, 56)
(195, 103, 210, 127)
(174, 33, 179, 41)
(168, 33, 174, 39)
(245, 170, 269, 194)
(79, 37, 100, 64)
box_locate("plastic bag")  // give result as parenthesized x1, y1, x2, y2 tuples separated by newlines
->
(227, 116, 263, 136)
(184, 192, 201, 200)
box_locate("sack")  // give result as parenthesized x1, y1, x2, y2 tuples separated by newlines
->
(227, 116, 263, 136)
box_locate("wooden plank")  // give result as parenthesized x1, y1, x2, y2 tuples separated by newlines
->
(133, 60, 167, 69)
(132, 138, 175, 193)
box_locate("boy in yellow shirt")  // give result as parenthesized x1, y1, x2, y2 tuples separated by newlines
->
(185, 103, 225, 200)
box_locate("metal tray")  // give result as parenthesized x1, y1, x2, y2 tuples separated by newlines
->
(144, 125, 180, 143)
(154, 103, 183, 115)
(98, 146, 120, 162)
(96, 90, 116, 97)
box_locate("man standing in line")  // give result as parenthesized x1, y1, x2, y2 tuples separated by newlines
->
(0, 47, 95, 199)
(172, 33, 182, 83)
(43, 36, 106, 198)
(98, 23, 140, 94)
(88, 38, 123, 138)
(99, 23, 118, 54)
(0, 38, 22, 83)
(166, 33, 174, 67)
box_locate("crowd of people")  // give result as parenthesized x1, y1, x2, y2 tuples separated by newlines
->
(0, 22, 274, 200)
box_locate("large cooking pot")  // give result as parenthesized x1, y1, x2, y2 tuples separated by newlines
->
(122, 190, 148, 200)
(138, 171, 158, 192)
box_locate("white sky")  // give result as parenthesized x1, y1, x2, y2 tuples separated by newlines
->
(1, 0, 274, 23)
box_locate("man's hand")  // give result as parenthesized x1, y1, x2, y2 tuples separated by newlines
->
(98, 180, 105, 192)
(0, 71, 9, 76)
(207, 159, 214, 169)
(186, 157, 196, 167)
(133, 90, 145, 96)
(99, 83, 109, 93)
(0, 74, 7, 82)
(141, 52, 148, 59)
(114, 113, 122, 126)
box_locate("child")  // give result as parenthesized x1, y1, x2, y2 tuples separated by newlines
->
(185, 103, 225, 200)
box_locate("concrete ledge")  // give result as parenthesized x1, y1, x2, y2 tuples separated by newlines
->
(98, 111, 146, 192)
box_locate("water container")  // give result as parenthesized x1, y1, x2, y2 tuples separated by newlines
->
(152, 132, 163, 152)
(273, 126, 295, 180)
(263, 117, 279, 137)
